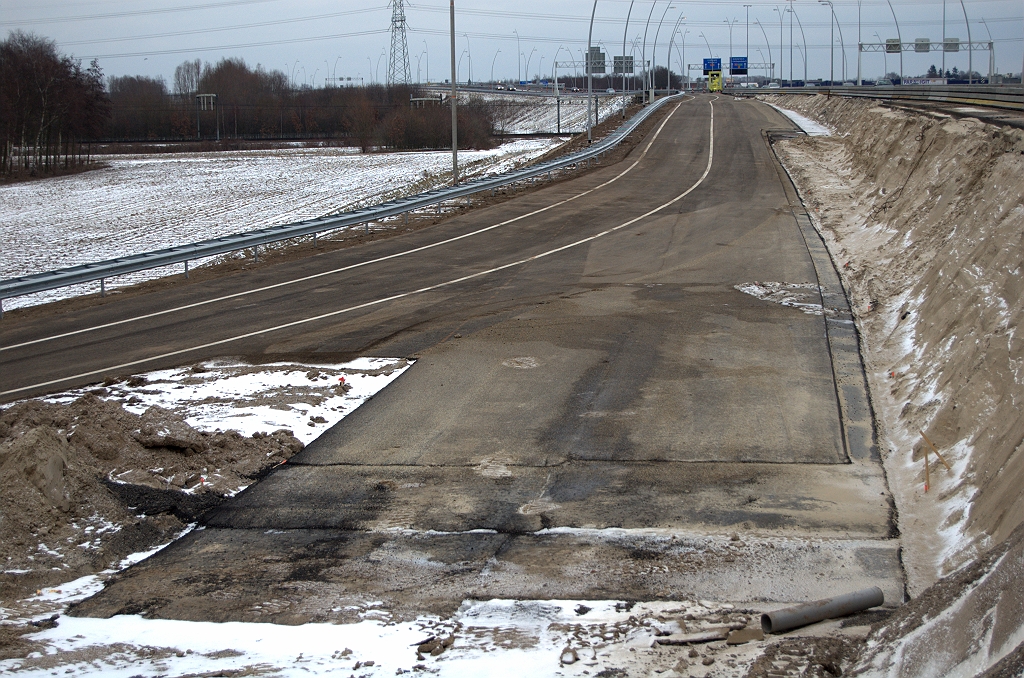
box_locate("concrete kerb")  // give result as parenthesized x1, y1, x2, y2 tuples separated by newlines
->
(762, 127, 882, 469)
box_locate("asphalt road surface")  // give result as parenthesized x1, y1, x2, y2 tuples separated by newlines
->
(1, 95, 901, 622)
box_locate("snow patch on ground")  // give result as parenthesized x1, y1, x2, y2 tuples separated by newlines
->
(41, 358, 413, 446)
(0, 591, 776, 677)
(767, 104, 833, 136)
(735, 282, 829, 315)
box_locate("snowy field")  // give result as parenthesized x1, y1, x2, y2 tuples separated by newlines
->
(487, 93, 626, 134)
(474, 92, 627, 134)
(0, 138, 564, 310)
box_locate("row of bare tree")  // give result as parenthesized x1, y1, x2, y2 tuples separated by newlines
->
(2, 34, 498, 178)
(107, 57, 496, 150)
(0, 32, 108, 178)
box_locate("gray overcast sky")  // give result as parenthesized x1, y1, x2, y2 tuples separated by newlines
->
(3, 0, 1023, 84)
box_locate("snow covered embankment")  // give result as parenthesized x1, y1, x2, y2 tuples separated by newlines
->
(767, 93, 1024, 676)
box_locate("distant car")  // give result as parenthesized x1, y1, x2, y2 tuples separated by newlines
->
(508, 86, 517, 91)
(494, 85, 504, 90)
(571, 87, 580, 92)
(842, 81, 856, 86)
(874, 78, 893, 87)
(606, 88, 615, 93)
(766, 82, 781, 89)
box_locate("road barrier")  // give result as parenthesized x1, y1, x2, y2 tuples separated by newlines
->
(0, 94, 684, 312)
(728, 84, 1023, 112)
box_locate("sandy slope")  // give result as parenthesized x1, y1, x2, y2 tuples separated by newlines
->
(766, 93, 1024, 675)
(768, 94, 1024, 591)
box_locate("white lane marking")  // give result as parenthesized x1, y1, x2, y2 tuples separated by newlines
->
(1, 100, 714, 398)
(1, 99, 691, 354)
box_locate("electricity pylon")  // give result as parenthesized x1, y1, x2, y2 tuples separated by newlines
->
(387, 0, 412, 86)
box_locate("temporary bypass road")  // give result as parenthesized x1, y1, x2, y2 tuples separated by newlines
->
(0, 95, 902, 622)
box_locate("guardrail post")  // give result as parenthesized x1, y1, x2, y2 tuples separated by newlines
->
(185, 260, 189, 279)
(314, 233, 318, 248)
(0, 299, 4, 320)
(100, 279, 105, 297)
(254, 246, 259, 263)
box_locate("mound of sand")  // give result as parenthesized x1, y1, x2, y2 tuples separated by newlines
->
(0, 396, 303, 599)
(765, 93, 1024, 676)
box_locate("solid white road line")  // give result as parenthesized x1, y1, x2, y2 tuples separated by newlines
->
(1, 98, 690, 354)
(2, 99, 714, 398)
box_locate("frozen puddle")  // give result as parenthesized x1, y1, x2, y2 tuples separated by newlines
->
(735, 282, 830, 316)
(767, 104, 832, 136)
(42, 357, 413, 445)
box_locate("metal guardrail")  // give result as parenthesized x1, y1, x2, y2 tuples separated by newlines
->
(727, 84, 1023, 112)
(0, 94, 683, 307)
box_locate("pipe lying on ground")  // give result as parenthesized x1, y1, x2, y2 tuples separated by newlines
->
(761, 587, 884, 634)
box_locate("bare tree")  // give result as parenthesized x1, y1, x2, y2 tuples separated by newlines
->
(174, 59, 201, 97)
(1, 31, 108, 178)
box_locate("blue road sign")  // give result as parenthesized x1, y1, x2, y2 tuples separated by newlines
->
(730, 57, 748, 74)
(703, 58, 722, 74)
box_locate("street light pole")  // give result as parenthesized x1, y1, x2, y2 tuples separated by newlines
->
(874, 32, 888, 75)
(959, 0, 972, 84)
(450, 0, 458, 184)
(587, 0, 598, 143)
(792, 8, 808, 82)
(773, 6, 783, 85)
(623, 0, 635, 116)
(724, 18, 737, 83)
(744, 4, 752, 83)
(669, 13, 687, 90)
(641, 1, 659, 103)
(819, 1, 834, 84)
(423, 40, 429, 83)
(653, 3, 676, 93)
(491, 49, 501, 84)
(856, 0, 862, 85)
(886, 0, 902, 83)
(513, 29, 521, 83)
(755, 19, 773, 82)
(788, 2, 794, 84)
(980, 18, 994, 80)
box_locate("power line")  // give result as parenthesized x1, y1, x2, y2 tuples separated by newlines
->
(1, 0, 286, 27)
(79, 29, 390, 60)
(56, 7, 389, 47)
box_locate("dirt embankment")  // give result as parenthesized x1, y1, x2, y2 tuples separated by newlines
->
(764, 93, 1024, 675)
(0, 395, 303, 600)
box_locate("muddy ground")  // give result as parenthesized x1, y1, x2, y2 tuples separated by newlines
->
(0, 392, 307, 601)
